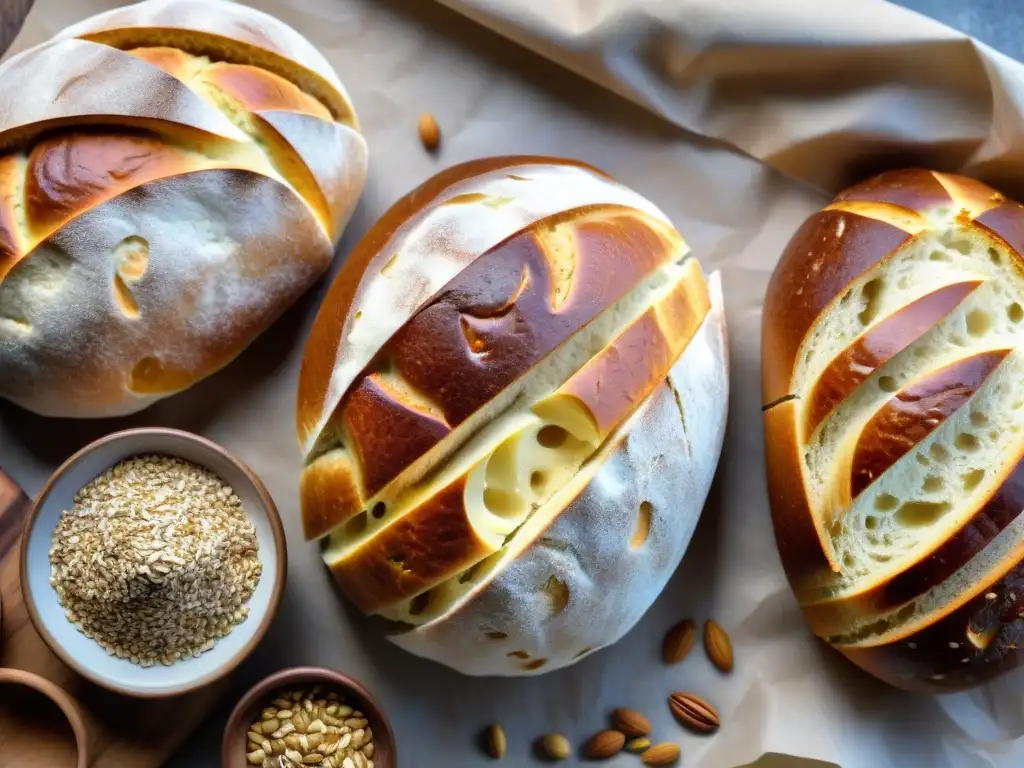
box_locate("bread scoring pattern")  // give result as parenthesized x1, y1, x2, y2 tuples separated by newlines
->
(0, 0, 366, 417)
(763, 169, 1024, 691)
(298, 157, 729, 675)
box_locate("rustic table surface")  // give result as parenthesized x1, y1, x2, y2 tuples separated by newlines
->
(0, 0, 1018, 766)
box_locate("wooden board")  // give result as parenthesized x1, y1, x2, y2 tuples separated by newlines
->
(0, 466, 228, 767)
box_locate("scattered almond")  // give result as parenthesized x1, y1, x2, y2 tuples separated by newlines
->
(663, 619, 698, 664)
(642, 742, 681, 766)
(583, 730, 625, 759)
(704, 618, 734, 673)
(485, 723, 506, 759)
(668, 692, 720, 734)
(417, 112, 440, 152)
(540, 733, 571, 760)
(610, 707, 651, 737)
(625, 737, 652, 754)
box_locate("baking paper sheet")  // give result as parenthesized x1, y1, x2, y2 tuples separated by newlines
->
(2, 0, 1024, 766)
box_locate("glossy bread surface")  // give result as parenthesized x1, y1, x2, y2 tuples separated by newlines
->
(763, 168, 1024, 691)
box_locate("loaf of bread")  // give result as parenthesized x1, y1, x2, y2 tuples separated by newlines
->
(763, 169, 1024, 691)
(0, 0, 367, 417)
(297, 157, 729, 675)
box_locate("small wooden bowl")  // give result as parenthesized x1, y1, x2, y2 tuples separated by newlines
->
(222, 667, 397, 768)
(0, 667, 95, 768)
(20, 427, 287, 698)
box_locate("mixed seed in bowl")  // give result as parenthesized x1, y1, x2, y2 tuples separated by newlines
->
(247, 685, 375, 767)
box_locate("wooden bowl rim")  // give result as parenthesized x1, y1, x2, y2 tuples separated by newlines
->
(0, 666, 91, 768)
(221, 666, 398, 768)
(19, 426, 288, 699)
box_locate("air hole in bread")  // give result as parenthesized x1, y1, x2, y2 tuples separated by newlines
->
(445, 192, 488, 205)
(354, 311, 363, 320)
(631, 500, 653, 549)
(878, 376, 898, 393)
(857, 278, 885, 326)
(459, 560, 483, 584)
(537, 425, 569, 449)
(484, 630, 508, 640)
(507, 650, 530, 659)
(1009, 303, 1023, 323)
(948, 238, 973, 255)
(874, 493, 900, 512)
(954, 432, 980, 452)
(113, 235, 149, 282)
(865, 515, 879, 530)
(990, 247, 1003, 264)
(371, 501, 387, 519)
(894, 500, 951, 528)
(930, 443, 949, 461)
(988, 429, 999, 440)
(929, 250, 950, 262)
(843, 552, 857, 567)
(459, 315, 488, 354)
(112, 276, 140, 316)
(344, 511, 368, 537)
(966, 309, 992, 336)
(408, 590, 431, 616)
(522, 658, 547, 670)
(870, 552, 891, 562)
(966, 625, 998, 650)
(0, 311, 29, 334)
(542, 575, 570, 618)
(529, 471, 546, 493)
(483, 487, 523, 518)
(916, 453, 930, 466)
(922, 475, 944, 493)
(840, 289, 852, 305)
(970, 410, 989, 427)
(961, 468, 985, 491)
(380, 252, 399, 275)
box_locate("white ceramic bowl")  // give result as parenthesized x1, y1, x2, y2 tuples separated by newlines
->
(21, 428, 287, 698)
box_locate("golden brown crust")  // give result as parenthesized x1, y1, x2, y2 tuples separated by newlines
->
(300, 199, 679, 535)
(300, 450, 365, 542)
(849, 350, 1009, 497)
(805, 280, 981, 436)
(296, 156, 607, 451)
(764, 168, 1024, 691)
(763, 400, 839, 591)
(24, 132, 204, 238)
(838, 554, 1024, 692)
(762, 210, 913, 405)
(329, 479, 477, 614)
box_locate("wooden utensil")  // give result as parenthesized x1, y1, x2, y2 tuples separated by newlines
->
(0, 465, 229, 767)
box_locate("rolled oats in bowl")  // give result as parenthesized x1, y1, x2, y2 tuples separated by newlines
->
(48, 455, 263, 667)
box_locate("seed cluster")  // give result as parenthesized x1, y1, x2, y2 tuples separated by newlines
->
(247, 686, 375, 767)
(49, 455, 263, 666)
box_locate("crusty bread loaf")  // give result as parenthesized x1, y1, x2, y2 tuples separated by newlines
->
(763, 168, 1024, 692)
(297, 157, 729, 675)
(0, 0, 367, 417)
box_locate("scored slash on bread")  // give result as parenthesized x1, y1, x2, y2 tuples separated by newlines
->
(0, 0, 367, 417)
(297, 157, 729, 675)
(762, 168, 1024, 691)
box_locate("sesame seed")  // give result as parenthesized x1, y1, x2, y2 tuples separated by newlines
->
(949, 642, 960, 649)
(986, 592, 998, 600)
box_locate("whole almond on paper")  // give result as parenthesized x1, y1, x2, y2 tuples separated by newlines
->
(668, 692, 720, 734)
(703, 618, 734, 672)
(417, 112, 440, 152)
(583, 730, 625, 759)
(610, 707, 651, 737)
(642, 742, 681, 766)
(484, 723, 506, 759)
(540, 733, 571, 760)
(663, 619, 697, 664)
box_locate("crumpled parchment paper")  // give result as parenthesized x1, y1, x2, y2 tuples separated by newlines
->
(2, 1, 1024, 766)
